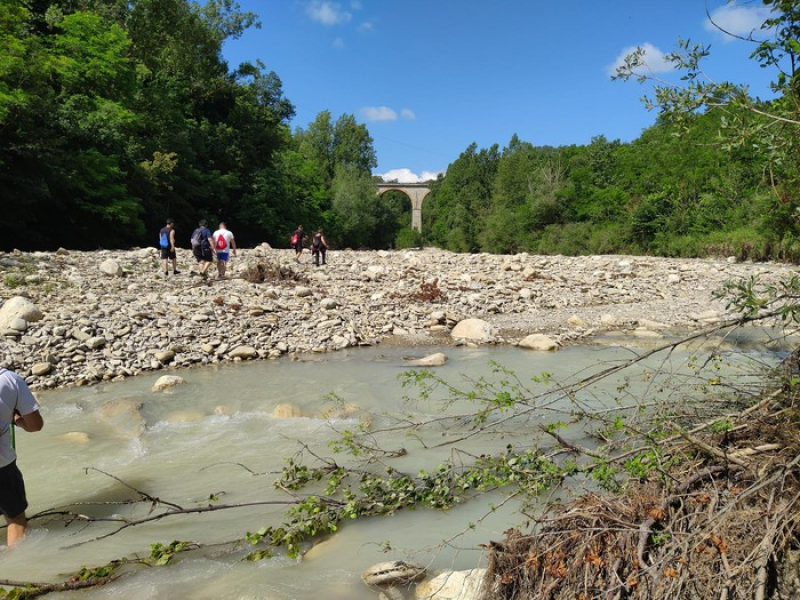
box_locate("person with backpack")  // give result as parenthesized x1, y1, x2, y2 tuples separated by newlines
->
(311, 229, 328, 266)
(190, 219, 215, 278)
(212, 222, 236, 279)
(291, 225, 306, 263)
(0, 367, 44, 547)
(158, 218, 180, 277)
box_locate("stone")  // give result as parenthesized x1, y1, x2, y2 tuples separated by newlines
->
(99, 259, 123, 277)
(600, 314, 619, 327)
(31, 362, 52, 376)
(361, 561, 426, 587)
(60, 431, 91, 443)
(164, 410, 205, 423)
(320, 297, 338, 310)
(86, 336, 106, 349)
(518, 334, 558, 351)
(0, 297, 43, 330)
(273, 403, 306, 418)
(667, 273, 681, 284)
(402, 352, 448, 367)
(151, 375, 186, 392)
(155, 350, 175, 364)
(295, 286, 313, 297)
(450, 318, 494, 342)
(229, 345, 257, 359)
(9, 318, 27, 332)
(98, 399, 145, 439)
(567, 315, 587, 327)
(415, 568, 486, 600)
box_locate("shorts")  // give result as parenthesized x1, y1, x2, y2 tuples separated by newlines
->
(160, 248, 176, 260)
(193, 246, 213, 263)
(216, 251, 230, 262)
(0, 461, 28, 518)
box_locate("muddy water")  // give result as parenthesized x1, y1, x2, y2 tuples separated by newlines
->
(0, 332, 786, 599)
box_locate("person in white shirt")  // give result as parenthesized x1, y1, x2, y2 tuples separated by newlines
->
(0, 368, 43, 547)
(212, 222, 237, 279)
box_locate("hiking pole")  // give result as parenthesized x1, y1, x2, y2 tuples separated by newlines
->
(10, 421, 15, 450)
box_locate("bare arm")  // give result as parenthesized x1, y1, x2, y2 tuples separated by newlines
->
(14, 410, 43, 432)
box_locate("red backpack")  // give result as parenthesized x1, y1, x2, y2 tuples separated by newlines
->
(216, 234, 228, 250)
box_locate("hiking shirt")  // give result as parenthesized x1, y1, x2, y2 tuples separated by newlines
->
(213, 229, 235, 252)
(0, 370, 39, 467)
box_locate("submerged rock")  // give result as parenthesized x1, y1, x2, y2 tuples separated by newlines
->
(152, 375, 186, 392)
(402, 352, 448, 367)
(362, 561, 426, 587)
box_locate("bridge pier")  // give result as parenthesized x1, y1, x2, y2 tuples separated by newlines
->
(376, 182, 431, 233)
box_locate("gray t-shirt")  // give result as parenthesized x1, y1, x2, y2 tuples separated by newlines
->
(0, 369, 39, 467)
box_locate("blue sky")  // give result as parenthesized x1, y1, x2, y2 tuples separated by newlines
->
(222, 1, 776, 182)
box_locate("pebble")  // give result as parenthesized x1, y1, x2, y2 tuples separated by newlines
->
(0, 247, 792, 390)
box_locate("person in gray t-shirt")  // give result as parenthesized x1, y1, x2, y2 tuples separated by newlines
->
(0, 368, 43, 547)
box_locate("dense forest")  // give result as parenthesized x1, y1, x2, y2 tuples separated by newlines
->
(3, 0, 799, 260)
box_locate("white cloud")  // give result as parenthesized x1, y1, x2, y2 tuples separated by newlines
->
(361, 106, 398, 121)
(606, 42, 673, 77)
(350, 1, 362, 9)
(358, 21, 375, 33)
(332, 37, 345, 49)
(400, 108, 416, 120)
(306, 1, 352, 26)
(380, 168, 440, 183)
(705, 2, 772, 39)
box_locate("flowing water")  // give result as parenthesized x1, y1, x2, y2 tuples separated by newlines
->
(0, 330, 790, 599)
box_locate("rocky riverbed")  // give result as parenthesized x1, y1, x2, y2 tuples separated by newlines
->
(0, 246, 794, 390)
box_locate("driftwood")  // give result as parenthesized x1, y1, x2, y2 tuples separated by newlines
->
(480, 382, 800, 600)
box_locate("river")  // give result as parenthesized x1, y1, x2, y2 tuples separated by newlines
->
(0, 330, 788, 599)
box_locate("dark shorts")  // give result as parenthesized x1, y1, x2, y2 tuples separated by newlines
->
(193, 246, 213, 263)
(294, 244, 304, 253)
(0, 461, 28, 518)
(160, 248, 176, 260)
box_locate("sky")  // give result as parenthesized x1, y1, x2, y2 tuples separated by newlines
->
(222, 1, 777, 183)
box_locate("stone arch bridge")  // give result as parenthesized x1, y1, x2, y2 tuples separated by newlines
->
(376, 182, 431, 232)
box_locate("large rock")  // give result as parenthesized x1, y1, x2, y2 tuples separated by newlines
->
(518, 334, 558, 351)
(152, 375, 186, 392)
(450, 318, 494, 342)
(99, 258, 123, 277)
(0, 297, 43, 330)
(362, 561, 426, 587)
(415, 568, 486, 600)
(272, 403, 306, 418)
(402, 352, 448, 367)
(98, 399, 145, 439)
(229, 345, 257, 359)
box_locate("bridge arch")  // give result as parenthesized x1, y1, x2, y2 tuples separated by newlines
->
(376, 182, 431, 232)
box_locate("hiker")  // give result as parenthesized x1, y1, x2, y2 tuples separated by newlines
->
(0, 368, 44, 547)
(311, 229, 328, 266)
(190, 219, 215, 278)
(291, 225, 306, 262)
(212, 222, 236, 279)
(158, 218, 179, 276)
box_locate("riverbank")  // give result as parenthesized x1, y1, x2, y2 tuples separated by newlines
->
(0, 246, 794, 389)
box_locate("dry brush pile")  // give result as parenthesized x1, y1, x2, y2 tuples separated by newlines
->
(480, 353, 800, 600)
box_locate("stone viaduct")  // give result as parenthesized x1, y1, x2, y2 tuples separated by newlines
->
(376, 182, 431, 232)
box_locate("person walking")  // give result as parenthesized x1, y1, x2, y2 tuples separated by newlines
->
(291, 225, 306, 263)
(311, 229, 328, 266)
(190, 219, 215, 278)
(158, 218, 180, 276)
(0, 368, 44, 547)
(212, 222, 236, 279)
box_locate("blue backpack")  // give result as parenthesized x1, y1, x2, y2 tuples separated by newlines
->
(159, 230, 169, 249)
